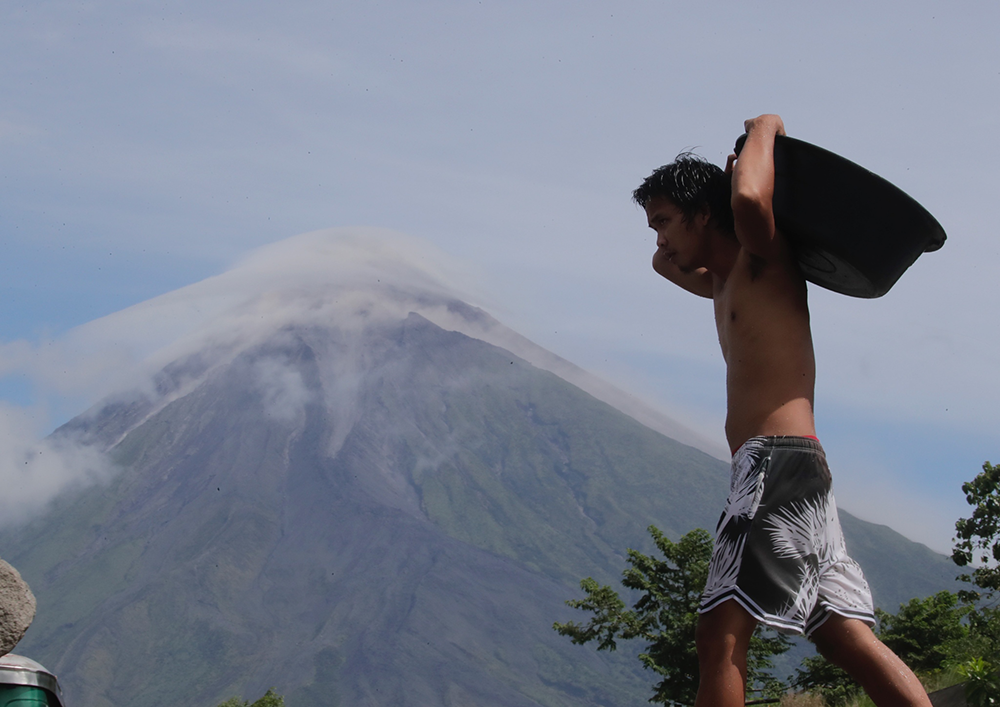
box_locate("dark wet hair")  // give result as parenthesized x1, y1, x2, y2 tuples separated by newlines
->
(632, 154, 734, 234)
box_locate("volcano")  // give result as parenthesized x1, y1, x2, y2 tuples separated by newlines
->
(0, 231, 958, 707)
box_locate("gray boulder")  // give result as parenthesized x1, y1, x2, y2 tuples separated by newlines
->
(0, 558, 35, 656)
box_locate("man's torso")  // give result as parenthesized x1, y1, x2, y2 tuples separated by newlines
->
(713, 234, 817, 452)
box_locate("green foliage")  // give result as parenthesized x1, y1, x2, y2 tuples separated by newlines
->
(793, 591, 968, 704)
(252, 689, 285, 707)
(958, 658, 1000, 707)
(953, 461, 1000, 598)
(946, 460, 1000, 706)
(792, 654, 862, 707)
(554, 526, 789, 705)
(875, 591, 968, 675)
(214, 688, 284, 707)
(967, 606, 1000, 656)
(944, 608, 1000, 706)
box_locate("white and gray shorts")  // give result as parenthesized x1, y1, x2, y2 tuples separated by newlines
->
(699, 436, 875, 636)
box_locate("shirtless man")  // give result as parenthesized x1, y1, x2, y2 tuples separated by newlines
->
(633, 114, 931, 707)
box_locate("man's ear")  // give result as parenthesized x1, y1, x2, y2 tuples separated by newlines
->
(696, 204, 712, 228)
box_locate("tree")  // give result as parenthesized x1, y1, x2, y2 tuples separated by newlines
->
(951, 460, 1000, 706)
(876, 591, 968, 676)
(214, 688, 285, 707)
(953, 461, 1000, 598)
(947, 459, 1000, 707)
(791, 654, 861, 707)
(553, 526, 789, 705)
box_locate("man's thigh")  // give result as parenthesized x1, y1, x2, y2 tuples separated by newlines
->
(810, 613, 885, 670)
(696, 599, 758, 659)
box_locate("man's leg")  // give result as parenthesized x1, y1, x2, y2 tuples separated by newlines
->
(810, 614, 932, 707)
(694, 599, 758, 707)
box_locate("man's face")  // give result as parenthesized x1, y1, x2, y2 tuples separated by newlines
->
(644, 197, 706, 274)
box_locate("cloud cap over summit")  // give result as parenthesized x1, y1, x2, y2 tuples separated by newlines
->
(0, 228, 719, 528)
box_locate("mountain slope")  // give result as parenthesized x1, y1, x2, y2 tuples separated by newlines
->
(1, 307, 959, 707)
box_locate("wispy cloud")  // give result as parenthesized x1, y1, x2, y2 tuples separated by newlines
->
(0, 229, 490, 524)
(0, 402, 113, 528)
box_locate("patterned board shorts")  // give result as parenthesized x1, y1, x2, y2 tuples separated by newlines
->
(698, 436, 875, 636)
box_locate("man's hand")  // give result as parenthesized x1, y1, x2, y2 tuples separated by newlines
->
(744, 114, 786, 138)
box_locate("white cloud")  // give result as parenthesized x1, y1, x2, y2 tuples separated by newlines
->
(251, 354, 314, 423)
(0, 229, 479, 525)
(0, 335, 136, 402)
(0, 402, 113, 528)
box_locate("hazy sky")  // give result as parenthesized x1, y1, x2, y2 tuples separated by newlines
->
(1, 0, 998, 553)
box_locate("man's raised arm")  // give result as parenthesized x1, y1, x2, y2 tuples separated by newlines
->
(730, 114, 785, 258)
(652, 250, 713, 298)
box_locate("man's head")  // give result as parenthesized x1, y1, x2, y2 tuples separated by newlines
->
(632, 154, 734, 235)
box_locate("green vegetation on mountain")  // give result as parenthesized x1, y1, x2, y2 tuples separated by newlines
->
(216, 688, 284, 707)
(363, 318, 724, 586)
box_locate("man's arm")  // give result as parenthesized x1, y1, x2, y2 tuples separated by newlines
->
(730, 114, 785, 259)
(652, 250, 713, 298)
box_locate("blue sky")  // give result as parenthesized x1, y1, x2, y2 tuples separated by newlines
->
(1, 0, 998, 553)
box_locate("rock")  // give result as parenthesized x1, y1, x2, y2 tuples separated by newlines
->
(0, 558, 36, 657)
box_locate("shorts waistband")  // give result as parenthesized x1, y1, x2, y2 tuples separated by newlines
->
(732, 435, 822, 457)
